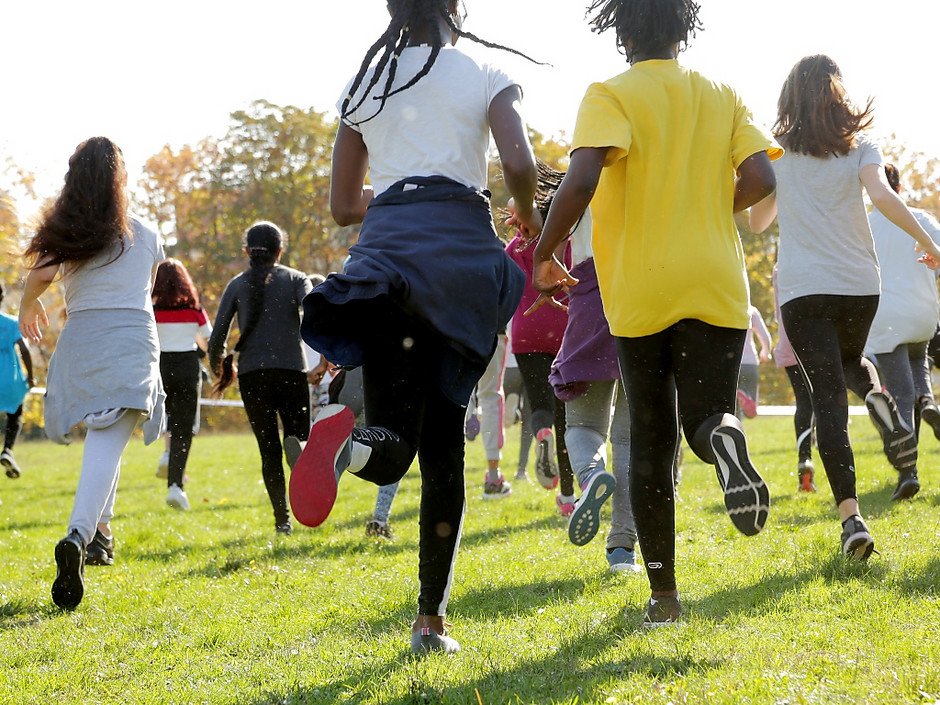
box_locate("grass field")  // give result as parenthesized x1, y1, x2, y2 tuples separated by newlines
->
(1, 415, 939, 704)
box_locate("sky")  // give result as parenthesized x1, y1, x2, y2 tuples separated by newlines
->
(4, 0, 939, 217)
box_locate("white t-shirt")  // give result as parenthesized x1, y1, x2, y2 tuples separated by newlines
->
(337, 45, 516, 195)
(866, 206, 940, 354)
(775, 134, 883, 306)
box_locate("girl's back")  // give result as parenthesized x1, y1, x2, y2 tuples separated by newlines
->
(342, 46, 513, 194)
(774, 135, 881, 306)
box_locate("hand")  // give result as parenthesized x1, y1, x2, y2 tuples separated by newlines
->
(18, 299, 49, 343)
(505, 198, 543, 242)
(525, 258, 579, 315)
(915, 242, 940, 270)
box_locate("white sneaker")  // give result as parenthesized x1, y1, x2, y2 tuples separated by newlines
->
(156, 450, 170, 479)
(166, 484, 190, 511)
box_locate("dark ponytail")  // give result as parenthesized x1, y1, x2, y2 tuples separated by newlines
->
(212, 222, 283, 396)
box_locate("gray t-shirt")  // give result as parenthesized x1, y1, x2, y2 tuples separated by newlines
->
(775, 134, 883, 306)
(208, 264, 313, 376)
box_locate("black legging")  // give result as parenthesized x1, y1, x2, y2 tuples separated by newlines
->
(239, 368, 310, 525)
(160, 351, 201, 488)
(3, 404, 23, 452)
(780, 294, 880, 505)
(784, 364, 814, 463)
(339, 299, 469, 617)
(616, 319, 746, 593)
(514, 352, 574, 496)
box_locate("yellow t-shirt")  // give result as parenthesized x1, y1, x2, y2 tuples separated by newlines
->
(572, 60, 781, 337)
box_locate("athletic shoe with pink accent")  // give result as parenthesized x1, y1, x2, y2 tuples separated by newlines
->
(736, 390, 758, 419)
(289, 404, 355, 527)
(556, 493, 574, 517)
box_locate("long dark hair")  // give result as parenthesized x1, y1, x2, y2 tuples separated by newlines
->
(152, 258, 201, 311)
(26, 136, 130, 268)
(585, 0, 703, 62)
(773, 54, 874, 157)
(212, 221, 283, 396)
(341, 0, 541, 125)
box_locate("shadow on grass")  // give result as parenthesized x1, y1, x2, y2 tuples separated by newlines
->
(246, 615, 719, 705)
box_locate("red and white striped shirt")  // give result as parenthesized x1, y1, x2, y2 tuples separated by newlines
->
(154, 308, 212, 352)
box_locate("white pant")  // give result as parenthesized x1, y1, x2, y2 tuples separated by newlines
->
(68, 409, 139, 543)
(471, 334, 507, 462)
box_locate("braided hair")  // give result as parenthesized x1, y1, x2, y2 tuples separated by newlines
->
(213, 221, 283, 396)
(341, 0, 541, 125)
(585, 0, 703, 63)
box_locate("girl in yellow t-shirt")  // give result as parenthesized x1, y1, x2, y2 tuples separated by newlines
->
(525, 0, 778, 628)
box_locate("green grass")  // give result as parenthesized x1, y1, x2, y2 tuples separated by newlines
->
(1, 416, 939, 704)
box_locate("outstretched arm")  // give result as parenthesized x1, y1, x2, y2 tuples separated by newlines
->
(526, 147, 607, 312)
(861, 163, 940, 267)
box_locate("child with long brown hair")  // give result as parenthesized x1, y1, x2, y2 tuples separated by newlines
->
(19, 136, 166, 609)
(751, 54, 940, 560)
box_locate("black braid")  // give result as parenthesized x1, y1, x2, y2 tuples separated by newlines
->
(342, 0, 544, 126)
(585, 0, 703, 62)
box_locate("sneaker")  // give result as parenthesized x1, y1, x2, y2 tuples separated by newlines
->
(514, 468, 529, 482)
(866, 390, 917, 471)
(365, 519, 393, 539)
(52, 530, 85, 610)
(798, 459, 816, 493)
(410, 625, 461, 654)
(1, 448, 21, 479)
(606, 546, 643, 574)
(534, 430, 559, 490)
(483, 474, 512, 500)
(710, 417, 770, 536)
(166, 484, 191, 511)
(85, 530, 114, 566)
(919, 397, 940, 442)
(736, 390, 758, 419)
(840, 515, 875, 560)
(284, 435, 304, 470)
(155, 450, 169, 479)
(567, 470, 616, 546)
(464, 413, 480, 441)
(275, 521, 293, 535)
(891, 469, 921, 501)
(556, 493, 574, 517)
(289, 404, 354, 527)
(641, 594, 682, 628)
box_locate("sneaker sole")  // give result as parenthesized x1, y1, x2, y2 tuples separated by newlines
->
(798, 474, 816, 493)
(52, 538, 84, 610)
(2, 456, 20, 479)
(534, 437, 558, 490)
(568, 471, 616, 546)
(482, 489, 511, 500)
(289, 405, 354, 527)
(711, 425, 770, 536)
(166, 497, 190, 510)
(410, 630, 461, 654)
(843, 531, 875, 560)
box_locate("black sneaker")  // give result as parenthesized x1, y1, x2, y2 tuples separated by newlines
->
(1, 448, 21, 479)
(919, 397, 940, 442)
(534, 431, 558, 490)
(52, 531, 86, 610)
(709, 418, 770, 536)
(891, 469, 921, 501)
(642, 595, 683, 628)
(275, 521, 293, 535)
(840, 515, 875, 561)
(85, 530, 114, 566)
